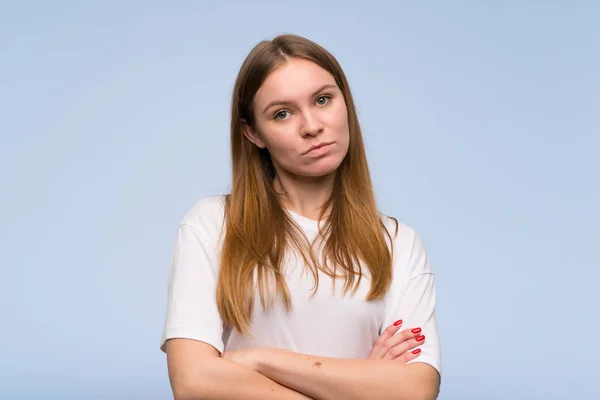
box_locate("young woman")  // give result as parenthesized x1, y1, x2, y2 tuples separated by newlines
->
(160, 34, 441, 400)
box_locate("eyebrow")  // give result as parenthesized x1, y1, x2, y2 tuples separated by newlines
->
(262, 83, 338, 114)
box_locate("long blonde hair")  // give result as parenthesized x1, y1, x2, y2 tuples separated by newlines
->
(217, 34, 397, 334)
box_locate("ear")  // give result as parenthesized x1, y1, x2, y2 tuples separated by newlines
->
(241, 119, 266, 149)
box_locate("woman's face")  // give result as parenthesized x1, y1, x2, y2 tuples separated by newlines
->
(243, 57, 350, 179)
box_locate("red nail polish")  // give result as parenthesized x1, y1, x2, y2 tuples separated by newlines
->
(411, 328, 422, 334)
(394, 319, 403, 326)
(412, 349, 421, 354)
(416, 335, 425, 342)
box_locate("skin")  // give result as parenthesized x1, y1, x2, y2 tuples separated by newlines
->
(221, 321, 438, 400)
(242, 57, 350, 220)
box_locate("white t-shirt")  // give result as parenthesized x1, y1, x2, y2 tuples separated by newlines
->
(160, 195, 441, 375)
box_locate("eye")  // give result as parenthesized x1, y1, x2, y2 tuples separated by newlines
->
(274, 110, 290, 120)
(316, 95, 331, 106)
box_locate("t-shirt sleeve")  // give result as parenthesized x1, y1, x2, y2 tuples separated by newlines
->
(160, 222, 225, 354)
(382, 228, 442, 375)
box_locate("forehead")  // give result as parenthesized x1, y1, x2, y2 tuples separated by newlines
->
(254, 58, 336, 103)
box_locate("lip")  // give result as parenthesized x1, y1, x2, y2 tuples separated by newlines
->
(304, 142, 334, 155)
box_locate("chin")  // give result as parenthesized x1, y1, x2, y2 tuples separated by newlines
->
(301, 169, 337, 178)
(299, 158, 344, 178)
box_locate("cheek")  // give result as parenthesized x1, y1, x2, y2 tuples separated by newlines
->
(260, 127, 298, 157)
(330, 106, 350, 144)
(329, 102, 348, 128)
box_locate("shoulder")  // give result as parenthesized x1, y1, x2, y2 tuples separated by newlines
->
(380, 213, 433, 278)
(379, 213, 421, 249)
(179, 195, 227, 234)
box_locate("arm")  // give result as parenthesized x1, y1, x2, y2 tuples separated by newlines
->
(167, 339, 314, 400)
(253, 347, 440, 400)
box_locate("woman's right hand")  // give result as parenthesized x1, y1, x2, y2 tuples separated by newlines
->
(367, 320, 425, 362)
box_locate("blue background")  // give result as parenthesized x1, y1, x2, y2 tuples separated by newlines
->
(2, 1, 598, 399)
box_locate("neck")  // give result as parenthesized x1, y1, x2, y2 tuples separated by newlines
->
(273, 171, 335, 221)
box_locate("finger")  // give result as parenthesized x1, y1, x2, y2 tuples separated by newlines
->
(383, 334, 426, 360)
(397, 347, 423, 363)
(384, 327, 423, 351)
(382, 319, 405, 339)
(368, 320, 404, 359)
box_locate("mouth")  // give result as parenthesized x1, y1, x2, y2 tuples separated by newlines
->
(304, 142, 334, 155)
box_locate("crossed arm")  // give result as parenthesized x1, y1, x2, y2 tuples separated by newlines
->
(166, 339, 312, 400)
(165, 223, 440, 399)
(166, 338, 440, 400)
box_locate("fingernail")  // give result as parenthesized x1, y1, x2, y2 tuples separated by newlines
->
(393, 319, 403, 326)
(411, 328, 422, 334)
(412, 349, 421, 354)
(416, 335, 425, 342)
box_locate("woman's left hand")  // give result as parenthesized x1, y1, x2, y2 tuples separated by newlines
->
(221, 348, 262, 371)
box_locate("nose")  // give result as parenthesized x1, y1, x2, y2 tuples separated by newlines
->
(300, 109, 324, 137)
